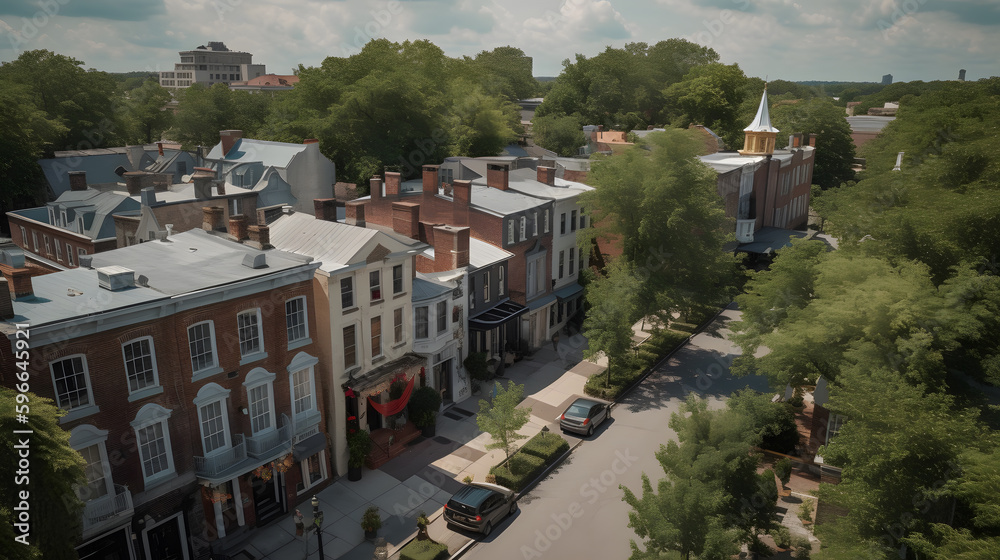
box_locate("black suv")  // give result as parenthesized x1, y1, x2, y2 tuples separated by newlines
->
(443, 482, 517, 537)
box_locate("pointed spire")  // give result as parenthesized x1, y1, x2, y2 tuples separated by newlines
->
(744, 86, 778, 133)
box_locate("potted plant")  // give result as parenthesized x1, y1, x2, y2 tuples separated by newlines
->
(347, 430, 372, 481)
(361, 505, 382, 540)
(416, 510, 431, 541)
(409, 385, 443, 438)
(775, 457, 792, 496)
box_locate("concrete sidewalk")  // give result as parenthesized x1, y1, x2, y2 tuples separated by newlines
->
(238, 332, 600, 560)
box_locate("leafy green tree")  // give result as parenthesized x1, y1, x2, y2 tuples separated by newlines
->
(446, 85, 521, 156)
(476, 380, 531, 462)
(769, 97, 856, 189)
(583, 260, 641, 389)
(0, 83, 66, 217)
(532, 114, 584, 156)
(726, 389, 800, 453)
(662, 63, 748, 148)
(121, 78, 173, 144)
(170, 83, 276, 149)
(467, 46, 537, 101)
(0, 389, 85, 560)
(580, 128, 739, 322)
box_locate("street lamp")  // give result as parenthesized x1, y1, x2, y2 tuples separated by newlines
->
(293, 496, 324, 559)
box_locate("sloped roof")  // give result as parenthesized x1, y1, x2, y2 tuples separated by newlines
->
(206, 138, 309, 168)
(412, 277, 452, 302)
(39, 154, 135, 198)
(744, 89, 779, 133)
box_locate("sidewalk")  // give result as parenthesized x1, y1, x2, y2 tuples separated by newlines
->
(239, 332, 599, 560)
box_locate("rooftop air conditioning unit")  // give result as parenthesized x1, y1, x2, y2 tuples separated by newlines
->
(96, 266, 136, 291)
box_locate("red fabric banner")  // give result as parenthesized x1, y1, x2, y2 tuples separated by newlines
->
(368, 375, 415, 417)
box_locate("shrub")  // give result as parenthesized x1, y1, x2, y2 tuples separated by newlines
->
(792, 535, 812, 559)
(798, 498, 814, 525)
(775, 457, 793, 487)
(463, 351, 491, 381)
(347, 430, 372, 469)
(490, 452, 546, 491)
(361, 505, 382, 532)
(399, 539, 449, 560)
(520, 431, 569, 460)
(409, 386, 442, 428)
(772, 525, 792, 549)
(584, 329, 689, 400)
(670, 321, 698, 333)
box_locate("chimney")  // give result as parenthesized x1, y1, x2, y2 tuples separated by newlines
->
(391, 202, 420, 239)
(68, 171, 88, 192)
(433, 225, 470, 272)
(124, 171, 146, 195)
(892, 151, 904, 171)
(247, 225, 270, 249)
(959, 69, 966, 81)
(140, 187, 157, 207)
(385, 172, 401, 197)
(452, 179, 472, 227)
(0, 278, 12, 319)
(791, 135, 801, 148)
(79, 254, 93, 268)
(202, 206, 225, 231)
(228, 214, 248, 240)
(192, 167, 216, 199)
(9, 268, 33, 299)
(156, 141, 164, 156)
(313, 198, 338, 222)
(346, 200, 367, 227)
(303, 138, 319, 145)
(369, 175, 383, 202)
(216, 182, 225, 196)
(422, 165, 439, 200)
(486, 163, 509, 191)
(808, 134, 817, 148)
(537, 166, 556, 186)
(220, 130, 242, 157)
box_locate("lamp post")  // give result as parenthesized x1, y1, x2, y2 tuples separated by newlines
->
(293, 496, 324, 559)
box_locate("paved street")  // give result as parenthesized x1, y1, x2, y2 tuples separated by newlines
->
(465, 303, 772, 560)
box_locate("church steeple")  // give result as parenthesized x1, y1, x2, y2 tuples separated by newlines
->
(739, 85, 779, 156)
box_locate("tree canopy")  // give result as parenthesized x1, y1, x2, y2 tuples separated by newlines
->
(476, 380, 532, 462)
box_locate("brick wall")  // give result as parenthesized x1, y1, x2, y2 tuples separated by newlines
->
(7, 214, 98, 266)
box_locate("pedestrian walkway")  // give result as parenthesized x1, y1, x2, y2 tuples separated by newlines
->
(239, 332, 598, 560)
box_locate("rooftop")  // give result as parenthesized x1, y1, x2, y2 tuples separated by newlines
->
(206, 138, 312, 167)
(744, 89, 779, 133)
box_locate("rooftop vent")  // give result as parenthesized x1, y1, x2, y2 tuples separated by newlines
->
(79, 255, 94, 269)
(242, 253, 267, 269)
(96, 266, 136, 291)
(0, 248, 26, 269)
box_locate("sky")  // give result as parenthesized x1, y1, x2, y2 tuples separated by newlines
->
(1, 0, 997, 83)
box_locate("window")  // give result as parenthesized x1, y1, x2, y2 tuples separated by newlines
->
(247, 383, 273, 434)
(77, 444, 109, 501)
(532, 212, 538, 236)
(304, 452, 325, 486)
(32, 231, 39, 251)
(123, 338, 158, 394)
(66, 243, 74, 266)
(343, 325, 357, 368)
(570, 210, 577, 232)
(560, 213, 566, 234)
(370, 270, 381, 301)
(55, 240, 62, 261)
(559, 250, 565, 279)
(291, 366, 316, 417)
(569, 248, 576, 275)
(341, 277, 354, 309)
(579, 208, 586, 230)
(285, 297, 308, 344)
(394, 308, 403, 344)
(44, 235, 50, 256)
(393, 265, 403, 294)
(230, 197, 242, 217)
(187, 321, 218, 374)
(519, 216, 526, 240)
(237, 310, 262, 357)
(51, 356, 92, 411)
(483, 272, 490, 302)
(371, 316, 382, 358)
(132, 404, 175, 484)
(437, 301, 447, 334)
(199, 401, 228, 454)
(415, 306, 429, 339)
(18, 226, 26, 245)
(527, 260, 538, 299)
(544, 209, 551, 233)
(507, 220, 514, 244)
(499, 266, 505, 295)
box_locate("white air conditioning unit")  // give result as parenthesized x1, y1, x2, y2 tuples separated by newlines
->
(96, 266, 136, 291)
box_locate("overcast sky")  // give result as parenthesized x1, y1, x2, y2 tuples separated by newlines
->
(1, 0, 997, 83)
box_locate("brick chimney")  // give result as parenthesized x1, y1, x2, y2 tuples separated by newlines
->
(192, 167, 216, 199)
(203, 206, 225, 231)
(156, 141, 164, 156)
(220, 130, 242, 157)
(248, 225, 270, 249)
(68, 171, 88, 192)
(9, 268, 33, 299)
(452, 179, 472, 227)
(385, 172, 402, 197)
(314, 198, 337, 222)
(537, 166, 556, 186)
(392, 202, 420, 239)
(228, 214, 248, 240)
(808, 133, 817, 148)
(422, 165, 439, 201)
(487, 163, 509, 191)
(124, 171, 148, 195)
(433, 225, 470, 272)
(0, 277, 13, 319)
(370, 175, 382, 202)
(303, 138, 319, 145)
(346, 200, 367, 227)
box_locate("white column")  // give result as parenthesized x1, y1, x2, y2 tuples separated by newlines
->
(230, 477, 245, 527)
(214, 498, 225, 538)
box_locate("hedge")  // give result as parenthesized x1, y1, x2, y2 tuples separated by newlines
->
(584, 329, 690, 400)
(520, 431, 569, 461)
(490, 452, 546, 491)
(399, 539, 449, 560)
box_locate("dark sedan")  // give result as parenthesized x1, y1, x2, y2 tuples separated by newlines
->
(559, 397, 612, 436)
(444, 482, 517, 537)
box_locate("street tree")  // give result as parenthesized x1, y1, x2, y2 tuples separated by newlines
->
(726, 389, 800, 453)
(583, 260, 641, 389)
(476, 380, 532, 462)
(0, 389, 85, 560)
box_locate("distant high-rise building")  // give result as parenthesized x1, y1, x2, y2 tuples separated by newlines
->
(959, 69, 967, 81)
(159, 42, 266, 91)
(882, 74, 893, 85)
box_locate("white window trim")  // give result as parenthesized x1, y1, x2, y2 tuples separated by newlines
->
(69, 425, 113, 503)
(32, 231, 39, 252)
(243, 368, 277, 435)
(122, 336, 163, 402)
(507, 220, 514, 244)
(498, 266, 505, 295)
(131, 403, 176, 488)
(532, 212, 538, 236)
(66, 243, 74, 266)
(50, 354, 100, 423)
(544, 209, 550, 233)
(237, 309, 268, 365)
(286, 296, 312, 350)
(142, 513, 190, 560)
(370, 269, 382, 302)
(194, 383, 232, 456)
(300, 450, 328, 491)
(371, 315, 383, 359)
(436, 300, 448, 335)
(341, 276, 355, 310)
(288, 354, 320, 428)
(519, 216, 526, 241)
(415, 305, 429, 340)
(188, 321, 223, 381)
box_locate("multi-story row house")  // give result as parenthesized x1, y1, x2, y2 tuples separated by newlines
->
(0, 225, 330, 559)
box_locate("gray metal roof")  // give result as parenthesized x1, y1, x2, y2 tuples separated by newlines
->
(412, 277, 452, 302)
(468, 182, 549, 216)
(267, 212, 419, 273)
(505, 168, 593, 200)
(206, 138, 308, 168)
(745, 89, 779, 133)
(468, 238, 512, 269)
(39, 153, 136, 197)
(11, 189, 140, 240)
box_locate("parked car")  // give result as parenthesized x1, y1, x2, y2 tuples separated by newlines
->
(444, 482, 517, 537)
(559, 397, 612, 436)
